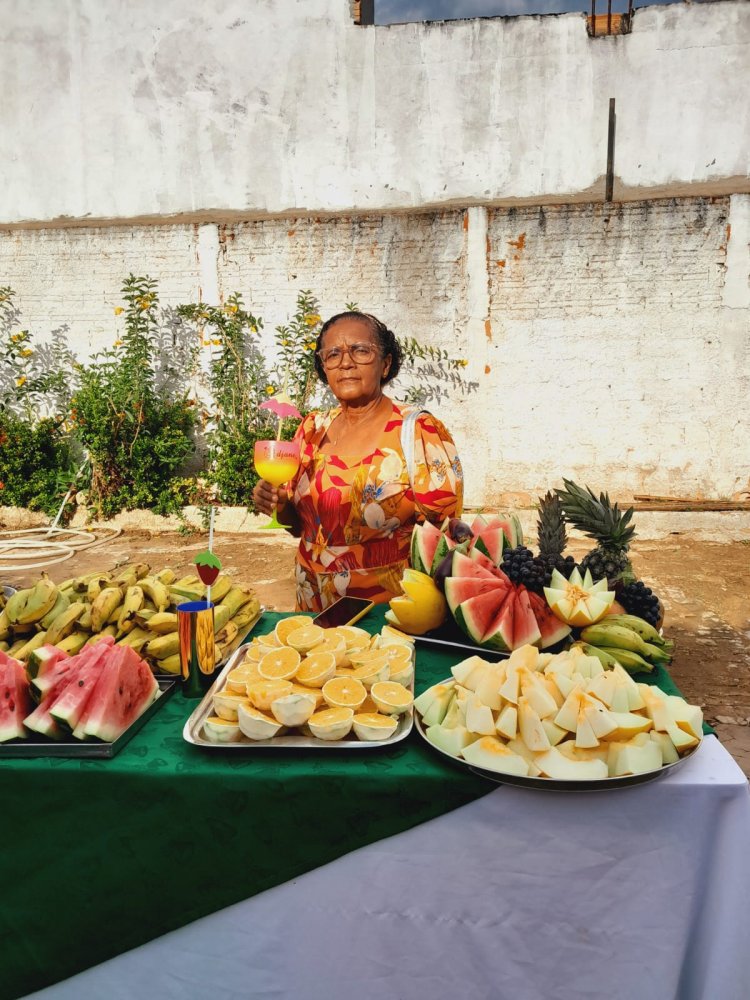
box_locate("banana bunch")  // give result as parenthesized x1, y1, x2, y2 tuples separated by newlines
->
(0, 563, 260, 676)
(575, 614, 673, 675)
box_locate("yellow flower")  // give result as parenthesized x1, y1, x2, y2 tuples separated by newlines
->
(20, 348, 33, 357)
(16, 376, 26, 387)
(455, 359, 469, 368)
(114, 307, 124, 316)
(281, 339, 289, 347)
(211, 338, 221, 346)
(225, 303, 238, 314)
(265, 385, 275, 395)
(113, 339, 123, 347)
(305, 313, 322, 326)
(306, 341, 317, 351)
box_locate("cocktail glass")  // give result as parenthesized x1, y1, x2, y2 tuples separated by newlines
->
(253, 439, 301, 530)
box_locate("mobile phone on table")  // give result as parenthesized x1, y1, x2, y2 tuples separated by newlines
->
(313, 596, 375, 629)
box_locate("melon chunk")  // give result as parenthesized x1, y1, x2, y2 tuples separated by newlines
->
(425, 723, 473, 757)
(461, 736, 530, 776)
(535, 746, 609, 780)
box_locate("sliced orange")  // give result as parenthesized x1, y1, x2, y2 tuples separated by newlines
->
(359, 694, 380, 714)
(212, 690, 248, 721)
(291, 682, 325, 710)
(274, 615, 315, 647)
(352, 712, 399, 741)
(348, 648, 391, 668)
(370, 681, 413, 715)
(322, 676, 368, 710)
(258, 646, 301, 681)
(226, 666, 261, 693)
(308, 707, 354, 741)
(380, 644, 412, 667)
(256, 630, 283, 648)
(353, 660, 391, 688)
(312, 634, 348, 665)
(334, 625, 372, 651)
(286, 623, 326, 653)
(246, 679, 294, 711)
(295, 651, 337, 688)
(241, 645, 266, 664)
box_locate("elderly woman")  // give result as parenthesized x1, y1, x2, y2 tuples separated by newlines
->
(253, 311, 463, 612)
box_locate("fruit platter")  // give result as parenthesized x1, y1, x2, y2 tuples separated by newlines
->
(184, 616, 416, 749)
(387, 481, 672, 680)
(413, 643, 703, 790)
(0, 635, 175, 758)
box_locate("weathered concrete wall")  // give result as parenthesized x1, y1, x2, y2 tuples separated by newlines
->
(2, 194, 748, 504)
(0, 0, 748, 225)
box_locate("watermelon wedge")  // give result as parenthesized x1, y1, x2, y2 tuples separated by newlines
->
(49, 641, 112, 731)
(449, 550, 506, 581)
(25, 640, 113, 738)
(444, 576, 509, 617)
(453, 588, 511, 651)
(478, 588, 516, 652)
(510, 586, 542, 647)
(410, 522, 443, 575)
(26, 643, 69, 681)
(81, 645, 159, 742)
(0, 654, 33, 742)
(527, 591, 572, 649)
(471, 526, 507, 565)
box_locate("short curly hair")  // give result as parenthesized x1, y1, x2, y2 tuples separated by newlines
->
(314, 312, 403, 385)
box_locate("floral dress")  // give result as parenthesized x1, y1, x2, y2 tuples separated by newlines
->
(289, 402, 463, 612)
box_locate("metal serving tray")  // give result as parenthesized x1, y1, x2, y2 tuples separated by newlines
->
(414, 678, 700, 791)
(183, 641, 414, 750)
(0, 678, 177, 759)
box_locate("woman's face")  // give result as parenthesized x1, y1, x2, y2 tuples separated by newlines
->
(319, 319, 391, 405)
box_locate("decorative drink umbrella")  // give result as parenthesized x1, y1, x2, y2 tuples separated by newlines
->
(259, 391, 302, 439)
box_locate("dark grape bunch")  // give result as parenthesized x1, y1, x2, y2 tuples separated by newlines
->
(617, 580, 662, 628)
(538, 554, 578, 584)
(500, 546, 547, 594)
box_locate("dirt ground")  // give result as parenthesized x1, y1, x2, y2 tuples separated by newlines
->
(5, 530, 750, 775)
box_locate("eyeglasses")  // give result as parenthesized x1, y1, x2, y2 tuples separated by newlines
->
(316, 343, 380, 369)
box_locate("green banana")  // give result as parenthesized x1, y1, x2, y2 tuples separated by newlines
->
(40, 591, 71, 631)
(596, 646, 654, 674)
(213, 603, 232, 633)
(44, 602, 87, 647)
(117, 586, 145, 635)
(219, 586, 257, 619)
(169, 585, 203, 604)
(139, 577, 171, 612)
(572, 642, 621, 670)
(91, 587, 125, 632)
(604, 614, 672, 650)
(579, 623, 649, 655)
(641, 640, 672, 665)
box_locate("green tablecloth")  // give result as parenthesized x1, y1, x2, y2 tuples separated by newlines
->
(0, 609, 694, 999)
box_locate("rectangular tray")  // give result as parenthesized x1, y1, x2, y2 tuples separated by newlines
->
(0, 678, 177, 759)
(183, 639, 414, 750)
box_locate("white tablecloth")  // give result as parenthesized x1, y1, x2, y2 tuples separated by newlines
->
(28, 736, 750, 1000)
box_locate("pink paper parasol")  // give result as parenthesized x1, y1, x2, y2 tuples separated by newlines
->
(259, 391, 302, 439)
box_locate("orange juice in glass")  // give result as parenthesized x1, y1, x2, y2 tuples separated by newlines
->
(254, 439, 301, 529)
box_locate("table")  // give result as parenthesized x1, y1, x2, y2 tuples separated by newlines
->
(26, 736, 750, 1000)
(3, 611, 748, 999)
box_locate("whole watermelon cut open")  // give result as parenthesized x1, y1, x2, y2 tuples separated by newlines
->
(0, 653, 33, 742)
(80, 645, 159, 742)
(445, 576, 510, 617)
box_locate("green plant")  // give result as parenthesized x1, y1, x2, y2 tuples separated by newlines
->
(272, 291, 326, 414)
(397, 337, 478, 406)
(72, 275, 196, 519)
(179, 293, 275, 506)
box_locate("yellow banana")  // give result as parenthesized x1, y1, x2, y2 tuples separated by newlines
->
(145, 632, 180, 660)
(213, 603, 232, 633)
(57, 631, 89, 655)
(155, 568, 177, 585)
(84, 625, 118, 646)
(0, 641, 9, 653)
(70, 572, 102, 593)
(86, 575, 113, 602)
(155, 653, 182, 675)
(169, 585, 204, 604)
(40, 591, 71, 631)
(7, 638, 29, 657)
(13, 630, 49, 661)
(215, 621, 239, 648)
(78, 607, 93, 630)
(231, 598, 262, 632)
(146, 612, 178, 635)
(117, 586, 145, 635)
(91, 587, 125, 632)
(0, 608, 10, 641)
(111, 568, 138, 589)
(116, 627, 152, 651)
(13, 577, 59, 625)
(45, 602, 87, 646)
(207, 574, 233, 602)
(219, 586, 257, 619)
(174, 575, 203, 589)
(112, 562, 150, 583)
(139, 577, 170, 612)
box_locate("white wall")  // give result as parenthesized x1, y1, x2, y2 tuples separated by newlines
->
(0, 1, 748, 224)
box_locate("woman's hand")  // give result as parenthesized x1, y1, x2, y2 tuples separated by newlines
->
(252, 480, 301, 535)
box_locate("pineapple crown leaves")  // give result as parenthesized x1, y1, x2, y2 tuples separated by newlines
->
(554, 478, 636, 550)
(194, 550, 222, 570)
(536, 490, 568, 557)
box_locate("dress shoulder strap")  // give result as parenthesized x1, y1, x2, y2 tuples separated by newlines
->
(399, 407, 429, 488)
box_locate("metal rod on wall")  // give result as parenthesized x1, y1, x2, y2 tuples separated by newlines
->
(605, 98, 616, 203)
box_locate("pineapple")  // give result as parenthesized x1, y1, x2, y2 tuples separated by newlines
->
(536, 491, 577, 581)
(554, 479, 636, 586)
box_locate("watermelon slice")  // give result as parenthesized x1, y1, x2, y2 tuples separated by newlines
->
(429, 534, 465, 575)
(49, 642, 112, 731)
(80, 645, 159, 742)
(467, 547, 505, 576)
(25, 641, 112, 738)
(449, 550, 506, 581)
(527, 591, 572, 649)
(26, 643, 69, 681)
(444, 576, 509, 617)
(453, 588, 511, 651)
(510, 586, 542, 647)
(478, 588, 516, 652)
(470, 513, 523, 550)
(410, 522, 443, 575)
(471, 526, 507, 565)
(0, 655, 33, 742)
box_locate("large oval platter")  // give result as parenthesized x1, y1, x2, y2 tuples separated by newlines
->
(414, 678, 702, 792)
